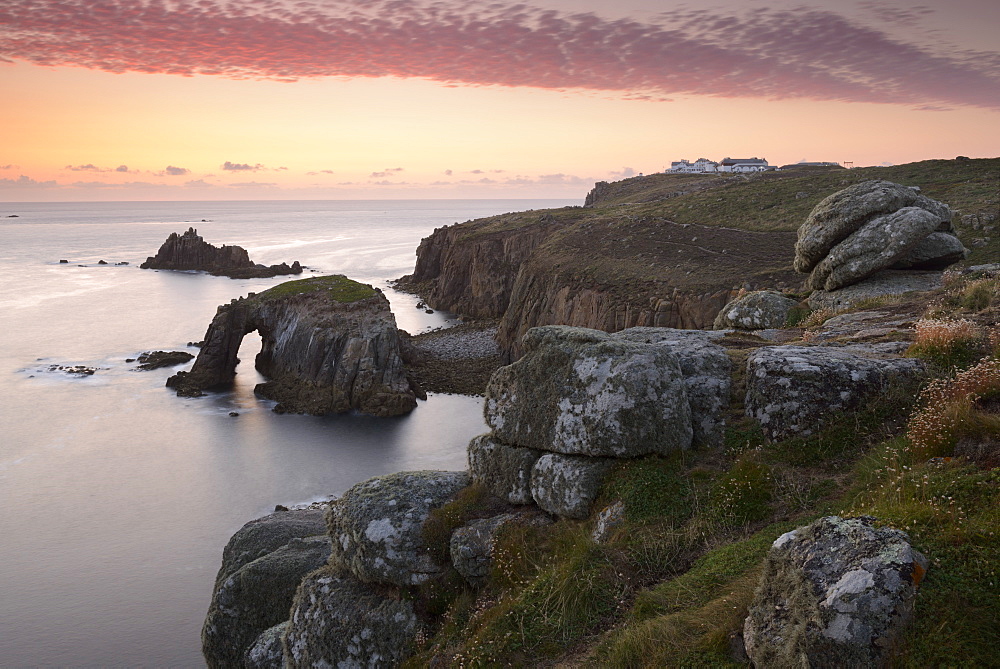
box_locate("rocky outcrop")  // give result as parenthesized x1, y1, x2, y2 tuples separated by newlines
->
(745, 345, 924, 441)
(140, 227, 302, 278)
(166, 275, 419, 417)
(807, 270, 944, 311)
(284, 565, 418, 667)
(450, 513, 518, 588)
(326, 470, 470, 586)
(202, 508, 330, 669)
(485, 326, 694, 458)
(530, 454, 614, 519)
(244, 622, 286, 669)
(744, 516, 928, 668)
(467, 434, 542, 504)
(133, 350, 194, 370)
(794, 181, 965, 291)
(713, 291, 801, 330)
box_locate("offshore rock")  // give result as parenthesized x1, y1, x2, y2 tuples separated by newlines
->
(485, 326, 693, 457)
(744, 516, 928, 668)
(284, 565, 418, 668)
(805, 207, 944, 291)
(713, 291, 800, 331)
(167, 275, 418, 416)
(612, 327, 731, 448)
(134, 350, 194, 370)
(204, 536, 331, 666)
(140, 227, 302, 278)
(326, 470, 470, 586)
(243, 622, 286, 669)
(745, 345, 924, 441)
(794, 181, 952, 273)
(530, 453, 614, 519)
(467, 434, 543, 505)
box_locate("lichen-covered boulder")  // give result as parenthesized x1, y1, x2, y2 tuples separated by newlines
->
(745, 345, 924, 441)
(744, 516, 928, 668)
(891, 231, 967, 269)
(795, 180, 951, 273)
(712, 291, 801, 331)
(530, 453, 614, 519)
(243, 622, 287, 669)
(806, 207, 944, 291)
(450, 513, 518, 587)
(806, 270, 943, 311)
(485, 326, 693, 457)
(612, 327, 732, 448)
(203, 536, 332, 668)
(467, 434, 542, 504)
(284, 565, 417, 667)
(327, 470, 470, 586)
(211, 508, 328, 592)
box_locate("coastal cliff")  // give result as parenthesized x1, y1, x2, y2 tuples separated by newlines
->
(400, 158, 998, 359)
(167, 275, 418, 416)
(140, 227, 302, 278)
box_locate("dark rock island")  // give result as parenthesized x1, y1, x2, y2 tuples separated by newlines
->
(140, 227, 302, 279)
(167, 275, 419, 416)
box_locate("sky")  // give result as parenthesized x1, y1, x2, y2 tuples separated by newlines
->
(1, 0, 998, 201)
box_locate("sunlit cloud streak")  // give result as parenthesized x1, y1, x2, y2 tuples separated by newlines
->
(1, 0, 997, 109)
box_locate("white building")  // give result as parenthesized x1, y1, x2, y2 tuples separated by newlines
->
(668, 158, 719, 173)
(718, 157, 770, 172)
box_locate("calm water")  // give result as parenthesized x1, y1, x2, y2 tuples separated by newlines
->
(0, 199, 573, 666)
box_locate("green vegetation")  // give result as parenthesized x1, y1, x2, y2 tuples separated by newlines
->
(259, 274, 377, 303)
(394, 165, 1000, 666)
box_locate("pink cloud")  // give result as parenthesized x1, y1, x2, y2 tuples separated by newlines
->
(0, 1, 997, 109)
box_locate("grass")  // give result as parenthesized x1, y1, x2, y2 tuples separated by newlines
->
(259, 274, 377, 302)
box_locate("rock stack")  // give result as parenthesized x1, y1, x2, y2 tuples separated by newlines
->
(167, 275, 420, 417)
(794, 180, 966, 292)
(140, 227, 303, 278)
(469, 325, 732, 519)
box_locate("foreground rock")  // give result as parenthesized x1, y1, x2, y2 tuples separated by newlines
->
(745, 345, 924, 441)
(485, 326, 694, 457)
(326, 470, 470, 586)
(140, 227, 302, 278)
(284, 565, 418, 667)
(467, 434, 542, 504)
(530, 453, 614, 519)
(713, 290, 801, 330)
(203, 509, 329, 669)
(744, 516, 928, 668)
(807, 270, 944, 311)
(167, 275, 419, 416)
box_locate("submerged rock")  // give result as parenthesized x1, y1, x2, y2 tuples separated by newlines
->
(134, 350, 194, 370)
(744, 516, 928, 668)
(167, 275, 419, 416)
(284, 565, 418, 668)
(140, 227, 302, 278)
(485, 326, 693, 457)
(745, 345, 924, 441)
(326, 470, 470, 586)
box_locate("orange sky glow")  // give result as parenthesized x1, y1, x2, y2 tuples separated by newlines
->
(1, 0, 998, 201)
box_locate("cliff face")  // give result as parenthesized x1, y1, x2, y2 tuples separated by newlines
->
(403, 210, 798, 360)
(403, 212, 569, 319)
(140, 227, 302, 278)
(167, 275, 418, 416)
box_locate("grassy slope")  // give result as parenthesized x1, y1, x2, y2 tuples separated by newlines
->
(432, 159, 998, 305)
(404, 263, 1000, 667)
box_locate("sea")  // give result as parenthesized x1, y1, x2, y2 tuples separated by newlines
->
(0, 198, 574, 667)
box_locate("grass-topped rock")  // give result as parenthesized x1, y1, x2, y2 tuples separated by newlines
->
(167, 274, 419, 416)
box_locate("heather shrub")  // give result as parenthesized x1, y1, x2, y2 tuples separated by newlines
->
(906, 318, 984, 369)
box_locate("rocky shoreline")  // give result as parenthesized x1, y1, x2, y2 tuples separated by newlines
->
(406, 321, 503, 396)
